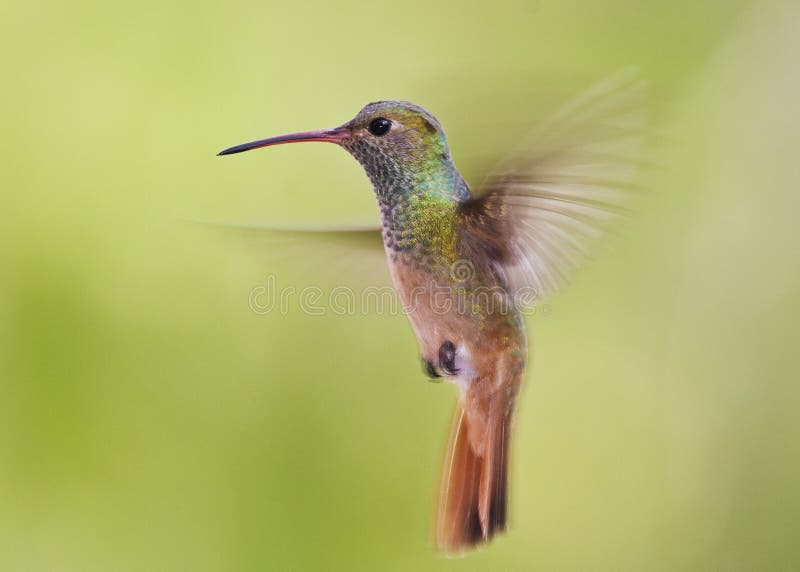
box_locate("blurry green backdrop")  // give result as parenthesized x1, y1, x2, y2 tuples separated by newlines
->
(2, 0, 800, 570)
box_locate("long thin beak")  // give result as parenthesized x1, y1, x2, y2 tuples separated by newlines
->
(217, 127, 348, 156)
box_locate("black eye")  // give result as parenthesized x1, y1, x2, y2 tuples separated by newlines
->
(368, 117, 392, 136)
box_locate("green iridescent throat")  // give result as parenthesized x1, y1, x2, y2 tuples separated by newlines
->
(346, 138, 469, 265)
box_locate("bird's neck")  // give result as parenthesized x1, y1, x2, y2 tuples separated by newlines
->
(373, 163, 470, 259)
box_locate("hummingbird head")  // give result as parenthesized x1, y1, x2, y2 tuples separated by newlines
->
(219, 101, 462, 199)
(336, 101, 450, 176)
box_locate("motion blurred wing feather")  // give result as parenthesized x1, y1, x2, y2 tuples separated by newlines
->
(461, 69, 649, 301)
(196, 221, 391, 288)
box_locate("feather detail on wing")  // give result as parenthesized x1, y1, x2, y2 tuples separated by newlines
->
(459, 69, 649, 302)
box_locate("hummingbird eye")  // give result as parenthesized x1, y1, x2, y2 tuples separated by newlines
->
(368, 117, 392, 136)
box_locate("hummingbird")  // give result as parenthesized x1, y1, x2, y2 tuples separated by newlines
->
(218, 72, 646, 553)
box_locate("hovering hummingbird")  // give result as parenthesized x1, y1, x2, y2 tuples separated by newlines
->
(218, 72, 646, 553)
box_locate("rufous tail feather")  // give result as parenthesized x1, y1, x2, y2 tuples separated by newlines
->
(435, 395, 512, 554)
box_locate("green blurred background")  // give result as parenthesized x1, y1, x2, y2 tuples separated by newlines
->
(2, 0, 800, 570)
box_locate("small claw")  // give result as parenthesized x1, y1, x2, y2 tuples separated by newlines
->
(422, 358, 442, 382)
(439, 341, 459, 376)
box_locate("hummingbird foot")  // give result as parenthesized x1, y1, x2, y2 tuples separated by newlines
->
(422, 340, 469, 381)
(422, 358, 442, 382)
(420, 341, 478, 394)
(438, 341, 459, 376)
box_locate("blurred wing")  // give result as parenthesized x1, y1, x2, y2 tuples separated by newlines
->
(196, 221, 391, 288)
(460, 69, 649, 302)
